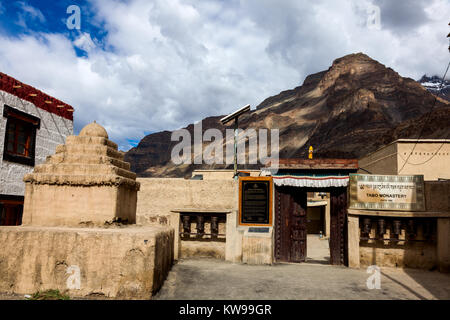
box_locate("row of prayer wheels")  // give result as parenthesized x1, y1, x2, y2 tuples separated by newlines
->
(181, 214, 222, 239)
(360, 217, 435, 241)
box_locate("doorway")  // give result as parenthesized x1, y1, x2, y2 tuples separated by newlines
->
(306, 195, 329, 263)
(274, 186, 348, 265)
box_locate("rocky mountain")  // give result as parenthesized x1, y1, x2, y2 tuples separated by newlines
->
(125, 53, 450, 177)
(419, 75, 450, 101)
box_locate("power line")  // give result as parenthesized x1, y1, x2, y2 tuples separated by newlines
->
(398, 59, 450, 173)
(397, 143, 449, 166)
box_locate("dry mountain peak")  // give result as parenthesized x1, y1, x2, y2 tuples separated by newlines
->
(125, 53, 449, 177)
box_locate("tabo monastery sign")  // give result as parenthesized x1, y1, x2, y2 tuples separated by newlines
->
(349, 174, 425, 211)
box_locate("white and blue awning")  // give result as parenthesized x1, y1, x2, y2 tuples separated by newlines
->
(272, 175, 349, 187)
(261, 170, 350, 188)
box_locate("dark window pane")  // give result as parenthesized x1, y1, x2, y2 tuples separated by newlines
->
(17, 144, 25, 155)
(19, 143, 29, 155)
(7, 131, 15, 143)
(18, 132, 27, 144)
(7, 141, 14, 152)
(8, 122, 16, 131)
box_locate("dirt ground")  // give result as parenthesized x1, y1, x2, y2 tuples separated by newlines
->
(154, 258, 450, 300)
(1, 256, 449, 300)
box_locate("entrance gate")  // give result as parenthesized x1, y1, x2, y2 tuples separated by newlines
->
(275, 186, 348, 265)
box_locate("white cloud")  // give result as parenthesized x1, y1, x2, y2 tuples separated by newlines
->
(73, 32, 96, 52)
(0, 0, 448, 150)
(15, 1, 46, 28)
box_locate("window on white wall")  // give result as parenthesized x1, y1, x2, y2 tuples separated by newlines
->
(2, 105, 40, 166)
(0, 195, 24, 226)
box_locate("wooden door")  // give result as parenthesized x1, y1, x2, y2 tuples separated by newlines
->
(275, 187, 307, 263)
(329, 187, 348, 266)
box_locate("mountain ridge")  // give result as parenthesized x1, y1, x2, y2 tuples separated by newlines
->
(125, 52, 450, 177)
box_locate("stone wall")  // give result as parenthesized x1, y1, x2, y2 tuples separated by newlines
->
(0, 225, 173, 299)
(0, 90, 73, 196)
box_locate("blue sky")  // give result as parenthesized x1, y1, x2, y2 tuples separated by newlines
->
(0, 0, 449, 151)
(0, 1, 108, 56)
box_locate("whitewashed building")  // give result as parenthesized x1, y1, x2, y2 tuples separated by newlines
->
(0, 72, 74, 225)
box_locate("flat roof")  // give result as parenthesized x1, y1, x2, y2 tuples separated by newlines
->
(395, 139, 450, 143)
(359, 139, 450, 160)
(265, 158, 358, 170)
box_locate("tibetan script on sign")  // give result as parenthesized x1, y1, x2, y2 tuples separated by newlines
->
(349, 174, 425, 211)
(239, 177, 272, 225)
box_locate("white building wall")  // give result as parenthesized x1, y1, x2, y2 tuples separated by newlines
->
(0, 90, 73, 196)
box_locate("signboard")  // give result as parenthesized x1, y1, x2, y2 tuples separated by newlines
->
(239, 177, 273, 226)
(248, 227, 270, 233)
(349, 174, 425, 211)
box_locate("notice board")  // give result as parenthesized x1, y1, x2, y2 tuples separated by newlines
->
(239, 177, 273, 225)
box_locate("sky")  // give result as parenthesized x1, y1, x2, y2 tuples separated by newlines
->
(0, 0, 449, 151)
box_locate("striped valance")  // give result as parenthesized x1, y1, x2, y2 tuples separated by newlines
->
(272, 175, 350, 188)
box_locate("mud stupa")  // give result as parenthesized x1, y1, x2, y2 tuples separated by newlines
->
(23, 121, 140, 226)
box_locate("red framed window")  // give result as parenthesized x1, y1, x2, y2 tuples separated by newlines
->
(3, 105, 40, 166)
(0, 200, 23, 226)
(6, 118, 33, 157)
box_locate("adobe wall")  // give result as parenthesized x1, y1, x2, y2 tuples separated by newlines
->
(357, 141, 450, 180)
(348, 181, 450, 272)
(0, 90, 73, 196)
(22, 184, 137, 226)
(136, 178, 237, 225)
(358, 225, 438, 269)
(0, 122, 175, 299)
(137, 178, 237, 260)
(0, 225, 174, 299)
(191, 170, 260, 180)
(357, 142, 397, 176)
(397, 142, 450, 180)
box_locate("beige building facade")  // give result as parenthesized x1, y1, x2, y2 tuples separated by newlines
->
(137, 160, 358, 267)
(358, 139, 450, 180)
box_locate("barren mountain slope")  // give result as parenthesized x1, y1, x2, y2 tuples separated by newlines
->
(125, 53, 449, 177)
